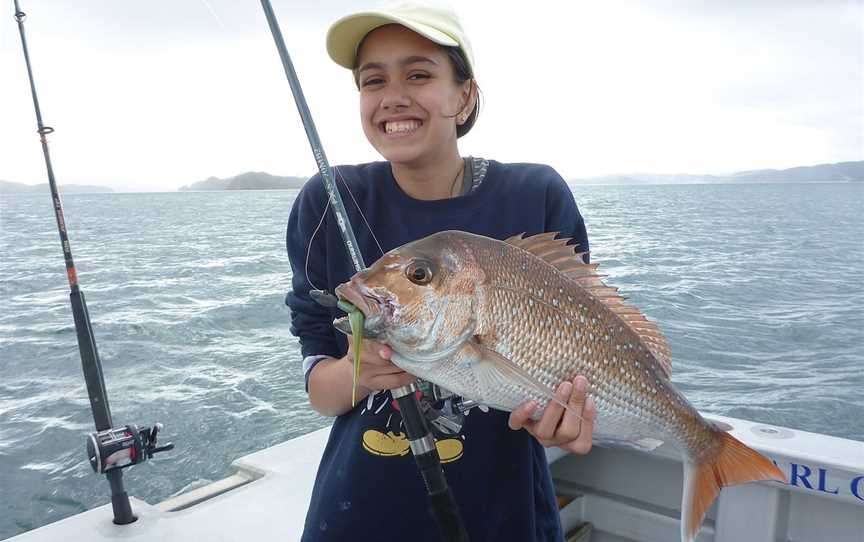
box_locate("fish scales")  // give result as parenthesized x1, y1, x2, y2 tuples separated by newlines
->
(334, 230, 786, 542)
(476, 237, 701, 451)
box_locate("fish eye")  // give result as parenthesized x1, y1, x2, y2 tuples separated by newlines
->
(405, 260, 433, 285)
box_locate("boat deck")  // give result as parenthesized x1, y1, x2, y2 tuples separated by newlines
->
(9, 428, 330, 542)
(9, 414, 864, 542)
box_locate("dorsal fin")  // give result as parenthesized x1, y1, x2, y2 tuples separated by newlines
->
(504, 232, 672, 377)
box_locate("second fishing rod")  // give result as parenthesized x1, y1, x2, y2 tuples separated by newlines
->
(13, 0, 173, 526)
(259, 2, 469, 541)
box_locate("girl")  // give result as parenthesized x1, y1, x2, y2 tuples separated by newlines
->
(286, 3, 596, 540)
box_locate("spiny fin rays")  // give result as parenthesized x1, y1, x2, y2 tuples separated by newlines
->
(504, 232, 673, 378)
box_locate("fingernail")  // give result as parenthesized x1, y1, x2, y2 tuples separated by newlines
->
(379, 349, 388, 358)
(558, 382, 572, 397)
(575, 378, 588, 393)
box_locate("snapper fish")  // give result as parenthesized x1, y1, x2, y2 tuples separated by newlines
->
(333, 230, 785, 542)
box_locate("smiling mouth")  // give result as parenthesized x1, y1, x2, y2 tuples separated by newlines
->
(382, 119, 422, 135)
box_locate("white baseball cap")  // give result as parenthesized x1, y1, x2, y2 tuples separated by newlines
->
(326, 1, 475, 74)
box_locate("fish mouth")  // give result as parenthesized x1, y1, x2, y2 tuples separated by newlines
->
(333, 281, 394, 339)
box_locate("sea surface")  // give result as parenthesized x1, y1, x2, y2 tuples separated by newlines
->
(1, 183, 862, 539)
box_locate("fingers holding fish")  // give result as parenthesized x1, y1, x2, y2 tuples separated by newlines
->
(557, 376, 589, 440)
(507, 400, 539, 432)
(534, 377, 596, 455)
(533, 380, 575, 441)
(507, 376, 596, 455)
(345, 335, 390, 364)
(344, 335, 416, 392)
(362, 370, 417, 391)
(559, 386, 596, 455)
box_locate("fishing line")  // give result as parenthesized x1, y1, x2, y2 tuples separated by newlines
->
(303, 192, 330, 291)
(303, 165, 385, 290)
(197, 0, 227, 30)
(193, 0, 385, 284)
(334, 165, 385, 257)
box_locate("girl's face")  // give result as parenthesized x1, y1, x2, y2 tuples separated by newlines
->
(355, 25, 471, 167)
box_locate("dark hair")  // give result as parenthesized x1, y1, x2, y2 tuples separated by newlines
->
(352, 35, 481, 138)
(443, 46, 481, 138)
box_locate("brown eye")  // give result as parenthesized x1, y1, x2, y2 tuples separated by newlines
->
(405, 260, 433, 285)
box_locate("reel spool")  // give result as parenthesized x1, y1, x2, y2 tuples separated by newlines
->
(87, 423, 174, 474)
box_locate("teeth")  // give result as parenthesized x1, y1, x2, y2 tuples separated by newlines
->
(385, 120, 421, 134)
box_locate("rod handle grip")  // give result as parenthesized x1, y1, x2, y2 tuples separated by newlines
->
(429, 487, 470, 542)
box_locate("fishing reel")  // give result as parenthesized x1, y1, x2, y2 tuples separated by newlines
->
(417, 381, 481, 437)
(87, 423, 174, 474)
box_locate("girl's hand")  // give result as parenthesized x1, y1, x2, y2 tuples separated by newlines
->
(508, 375, 597, 454)
(343, 335, 416, 393)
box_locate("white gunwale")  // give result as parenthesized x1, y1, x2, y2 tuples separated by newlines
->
(8, 413, 864, 542)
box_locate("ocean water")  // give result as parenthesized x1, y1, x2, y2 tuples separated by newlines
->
(0, 183, 862, 539)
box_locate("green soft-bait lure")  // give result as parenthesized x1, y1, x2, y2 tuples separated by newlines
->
(338, 300, 365, 407)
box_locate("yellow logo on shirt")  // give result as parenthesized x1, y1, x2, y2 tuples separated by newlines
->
(362, 429, 463, 463)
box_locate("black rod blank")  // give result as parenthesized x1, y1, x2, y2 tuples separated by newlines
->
(12, 1, 136, 525)
(258, 2, 469, 540)
(259, 0, 364, 272)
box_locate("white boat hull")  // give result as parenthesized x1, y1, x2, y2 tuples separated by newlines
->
(9, 414, 863, 542)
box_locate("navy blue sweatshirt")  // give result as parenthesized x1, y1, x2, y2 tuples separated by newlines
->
(286, 160, 588, 542)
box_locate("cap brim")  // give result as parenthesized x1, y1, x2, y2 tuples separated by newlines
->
(327, 12, 459, 69)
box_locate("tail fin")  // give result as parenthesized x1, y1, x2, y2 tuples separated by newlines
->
(681, 432, 786, 542)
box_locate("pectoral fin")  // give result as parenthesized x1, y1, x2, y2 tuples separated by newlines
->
(471, 338, 581, 419)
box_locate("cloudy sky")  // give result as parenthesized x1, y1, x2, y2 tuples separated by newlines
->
(0, 0, 861, 192)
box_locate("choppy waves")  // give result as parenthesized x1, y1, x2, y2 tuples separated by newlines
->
(1, 183, 862, 538)
(571, 183, 864, 441)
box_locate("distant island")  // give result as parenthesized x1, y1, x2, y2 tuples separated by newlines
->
(0, 180, 114, 194)
(185, 161, 863, 190)
(4, 161, 860, 194)
(570, 160, 863, 185)
(178, 172, 307, 191)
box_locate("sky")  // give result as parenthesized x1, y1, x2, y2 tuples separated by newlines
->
(0, 0, 861, 192)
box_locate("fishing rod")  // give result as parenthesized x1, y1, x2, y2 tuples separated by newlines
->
(258, 2, 469, 540)
(13, 1, 173, 525)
